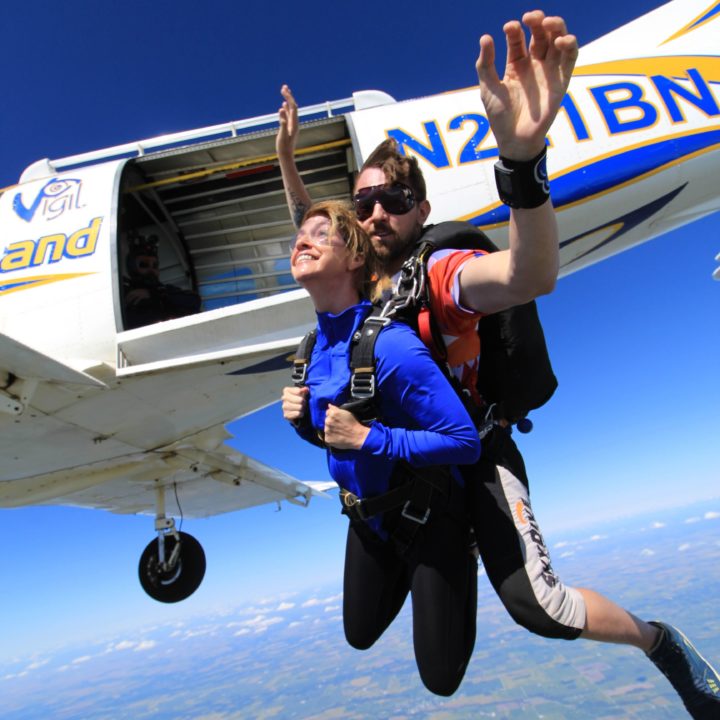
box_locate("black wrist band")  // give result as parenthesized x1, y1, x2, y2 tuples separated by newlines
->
(494, 147, 550, 209)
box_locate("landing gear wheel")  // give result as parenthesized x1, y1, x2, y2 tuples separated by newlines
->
(138, 531, 206, 603)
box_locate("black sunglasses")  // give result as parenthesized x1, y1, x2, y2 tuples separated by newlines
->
(353, 183, 415, 221)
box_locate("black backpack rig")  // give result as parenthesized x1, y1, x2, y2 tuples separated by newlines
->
(386, 221, 559, 432)
(290, 221, 558, 548)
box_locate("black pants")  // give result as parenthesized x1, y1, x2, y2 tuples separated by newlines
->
(342, 482, 477, 697)
(465, 426, 585, 639)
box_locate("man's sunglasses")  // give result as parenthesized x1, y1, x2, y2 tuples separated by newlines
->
(352, 183, 415, 221)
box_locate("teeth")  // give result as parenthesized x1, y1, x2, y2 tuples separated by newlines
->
(296, 253, 315, 262)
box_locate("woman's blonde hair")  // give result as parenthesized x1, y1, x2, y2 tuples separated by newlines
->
(300, 200, 382, 300)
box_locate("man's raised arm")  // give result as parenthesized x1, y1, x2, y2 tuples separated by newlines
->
(276, 85, 314, 229)
(459, 11, 578, 314)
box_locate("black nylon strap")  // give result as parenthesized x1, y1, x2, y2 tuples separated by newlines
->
(292, 329, 317, 386)
(494, 146, 550, 209)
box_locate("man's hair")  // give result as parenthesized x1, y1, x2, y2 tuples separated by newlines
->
(301, 200, 381, 300)
(359, 138, 427, 202)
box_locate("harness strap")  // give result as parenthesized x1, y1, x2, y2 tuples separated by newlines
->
(340, 465, 452, 555)
(292, 329, 317, 386)
(291, 329, 326, 448)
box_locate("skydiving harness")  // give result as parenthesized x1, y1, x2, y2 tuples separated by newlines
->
(390, 222, 558, 428)
(291, 221, 557, 550)
(292, 307, 454, 554)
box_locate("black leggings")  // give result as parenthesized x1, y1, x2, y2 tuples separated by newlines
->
(342, 487, 477, 697)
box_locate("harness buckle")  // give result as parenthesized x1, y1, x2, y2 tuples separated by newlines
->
(401, 501, 430, 525)
(363, 315, 392, 330)
(350, 369, 376, 399)
(477, 402, 497, 439)
(340, 489, 367, 521)
(291, 360, 308, 385)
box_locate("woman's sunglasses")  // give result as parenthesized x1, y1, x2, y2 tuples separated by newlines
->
(352, 183, 415, 221)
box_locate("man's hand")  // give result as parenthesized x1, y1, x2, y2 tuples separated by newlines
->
(125, 287, 152, 306)
(476, 11, 578, 160)
(282, 385, 308, 422)
(276, 84, 299, 159)
(324, 404, 370, 450)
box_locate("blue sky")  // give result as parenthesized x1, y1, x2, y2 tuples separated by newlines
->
(0, 0, 718, 662)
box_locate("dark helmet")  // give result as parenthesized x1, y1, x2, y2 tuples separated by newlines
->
(126, 233, 159, 277)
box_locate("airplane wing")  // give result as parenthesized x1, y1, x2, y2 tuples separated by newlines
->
(0, 321, 334, 515)
(0, 422, 334, 517)
(0, 332, 106, 416)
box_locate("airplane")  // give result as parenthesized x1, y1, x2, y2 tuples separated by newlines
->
(0, 0, 718, 603)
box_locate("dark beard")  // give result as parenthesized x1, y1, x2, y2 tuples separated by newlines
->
(374, 227, 422, 272)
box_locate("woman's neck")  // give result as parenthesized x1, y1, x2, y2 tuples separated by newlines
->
(306, 281, 361, 314)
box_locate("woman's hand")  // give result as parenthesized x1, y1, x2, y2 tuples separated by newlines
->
(282, 385, 308, 422)
(324, 404, 370, 450)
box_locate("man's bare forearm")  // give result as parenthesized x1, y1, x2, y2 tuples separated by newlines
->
(458, 200, 559, 314)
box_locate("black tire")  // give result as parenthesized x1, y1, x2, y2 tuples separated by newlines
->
(138, 531, 206, 603)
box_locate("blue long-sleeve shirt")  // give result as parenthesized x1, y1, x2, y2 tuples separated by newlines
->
(297, 301, 480, 522)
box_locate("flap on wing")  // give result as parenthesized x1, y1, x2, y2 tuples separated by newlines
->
(115, 336, 303, 378)
(0, 332, 106, 387)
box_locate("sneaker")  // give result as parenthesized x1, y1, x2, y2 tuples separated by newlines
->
(647, 621, 720, 719)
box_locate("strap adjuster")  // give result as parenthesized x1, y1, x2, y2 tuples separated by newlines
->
(291, 360, 308, 385)
(362, 315, 392, 330)
(350, 368, 376, 399)
(341, 490, 368, 521)
(401, 501, 430, 525)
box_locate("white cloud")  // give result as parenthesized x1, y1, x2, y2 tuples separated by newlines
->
(590, 534, 606, 542)
(232, 614, 285, 635)
(685, 516, 701, 524)
(641, 548, 655, 556)
(71, 655, 92, 665)
(276, 602, 295, 612)
(288, 622, 301, 628)
(245, 614, 269, 627)
(559, 551, 574, 559)
(705, 511, 720, 520)
(26, 659, 49, 671)
(651, 522, 665, 529)
(107, 640, 136, 653)
(181, 628, 215, 639)
(255, 617, 282, 633)
(678, 543, 691, 552)
(302, 593, 342, 608)
(554, 541, 569, 548)
(134, 640, 157, 652)
(324, 606, 340, 613)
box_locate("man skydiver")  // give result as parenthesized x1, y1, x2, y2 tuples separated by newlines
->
(278, 11, 719, 718)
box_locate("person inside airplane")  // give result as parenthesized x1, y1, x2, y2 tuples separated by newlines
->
(122, 232, 201, 330)
(276, 9, 720, 718)
(281, 200, 481, 697)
